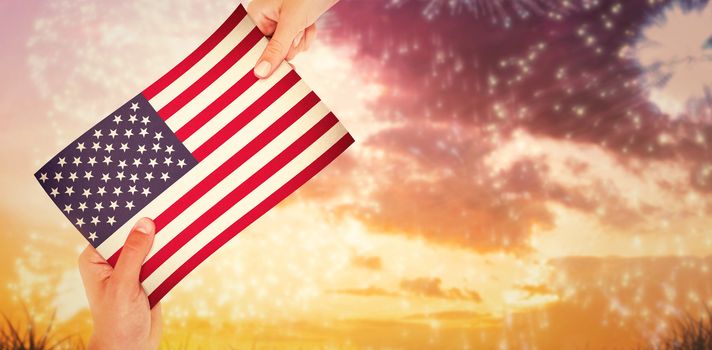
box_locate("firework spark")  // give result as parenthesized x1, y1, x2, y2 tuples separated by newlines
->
(388, 0, 599, 25)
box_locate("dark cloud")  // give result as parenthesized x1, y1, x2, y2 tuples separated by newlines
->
(313, 124, 657, 252)
(298, 0, 712, 253)
(326, 0, 712, 163)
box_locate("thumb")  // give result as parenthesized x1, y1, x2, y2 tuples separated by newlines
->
(254, 19, 301, 79)
(112, 217, 155, 288)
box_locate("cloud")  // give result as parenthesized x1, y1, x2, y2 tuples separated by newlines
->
(292, 0, 712, 256)
(516, 284, 556, 298)
(350, 254, 383, 270)
(332, 286, 398, 298)
(399, 277, 482, 303)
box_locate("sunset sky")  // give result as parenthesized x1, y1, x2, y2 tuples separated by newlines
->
(1, 0, 712, 348)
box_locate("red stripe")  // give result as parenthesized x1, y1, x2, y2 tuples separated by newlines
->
(175, 70, 259, 141)
(139, 112, 338, 281)
(192, 70, 301, 161)
(148, 132, 354, 307)
(142, 6, 247, 100)
(156, 92, 320, 230)
(157, 27, 263, 120)
(106, 87, 317, 268)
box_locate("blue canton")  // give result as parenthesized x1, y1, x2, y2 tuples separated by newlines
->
(35, 94, 197, 247)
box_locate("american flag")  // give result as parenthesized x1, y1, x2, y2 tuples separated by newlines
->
(34, 4, 353, 307)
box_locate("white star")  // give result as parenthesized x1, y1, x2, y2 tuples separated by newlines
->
(125, 201, 135, 210)
(76, 142, 86, 152)
(130, 102, 140, 112)
(153, 132, 164, 141)
(164, 145, 175, 155)
(72, 157, 82, 166)
(109, 201, 119, 210)
(91, 142, 101, 151)
(163, 157, 173, 166)
(141, 187, 152, 197)
(38, 173, 48, 182)
(82, 188, 92, 198)
(144, 172, 154, 181)
(124, 129, 134, 138)
(129, 174, 139, 183)
(75, 218, 85, 228)
(112, 187, 123, 196)
(93, 129, 103, 138)
(50, 188, 59, 197)
(97, 187, 107, 196)
(104, 144, 114, 153)
(128, 114, 138, 123)
(160, 172, 170, 181)
(128, 185, 137, 195)
(119, 143, 129, 152)
(140, 116, 150, 125)
(137, 145, 147, 154)
(113, 114, 122, 124)
(91, 216, 100, 225)
(102, 156, 113, 165)
(87, 157, 97, 166)
(68, 172, 78, 182)
(88, 232, 98, 241)
(107, 216, 117, 226)
(118, 160, 128, 169)
(152, 143, 161, 152)
(132, 158, 143, 167)
(116, 171, 126, 181)
(101, 173, 111, 183)
(177, 159, 187, 168)
(94, 202, 104, 212)
(53, 172, 63, 181)
(78, 202, 88, 211)
(148, 158, 158, 167)
(63, 204, 73, 213)
(139, 128, 149, 137)
(83, 171, 93, 181)
(57, 157, 67, 167)
(108, 129, 118, 138)
(65, 186, 74, 196)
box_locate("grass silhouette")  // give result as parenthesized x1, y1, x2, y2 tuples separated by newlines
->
(0, 310, 80, 350)
(653, 308, 712, 350)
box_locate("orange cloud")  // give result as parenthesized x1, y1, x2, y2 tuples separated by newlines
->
(350, 254, 383, 270)
(400, 277, 482, 303)
(331, 286, 398, 297)
(516, 284, 556, 298)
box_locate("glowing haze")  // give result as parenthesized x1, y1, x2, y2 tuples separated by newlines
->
(0, 0, 711, 348)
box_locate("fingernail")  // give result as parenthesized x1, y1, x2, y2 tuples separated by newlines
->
(254, 61, 271, 78)
(132, 217, 154, 235)
(292, 31, 303, 48)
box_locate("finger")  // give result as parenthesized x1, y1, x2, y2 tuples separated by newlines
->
(246, 0, 278, 35)
(112, 218, 155, 290)
(149, 303, 163, 350)
(303, 23, 317, 51)
(253, 17, 302, 78)
(78, 245, 113, 301)
(285, 30, 306, 61)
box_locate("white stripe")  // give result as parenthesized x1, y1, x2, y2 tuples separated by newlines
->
(163, 39, 267, 132)
(148, 16, 256, 110)
(95, 78, 311, 258)
(184, 64, 297, 151)
(146, 101, 329, 262)
(144, 123, 348, 294)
